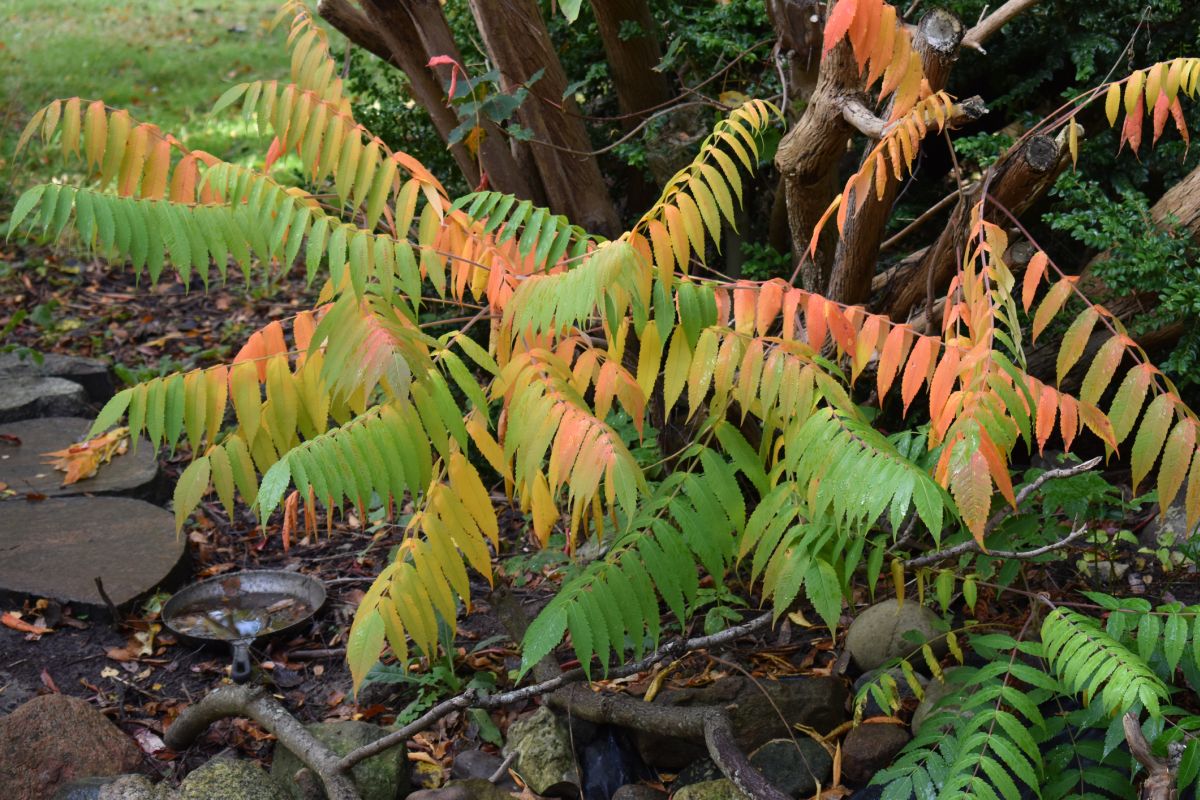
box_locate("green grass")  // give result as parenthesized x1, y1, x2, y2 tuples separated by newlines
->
(1, 0, 292, 208)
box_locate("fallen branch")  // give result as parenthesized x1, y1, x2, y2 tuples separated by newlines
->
(165, 684, 358, 800)
(337, 604, 773, 771)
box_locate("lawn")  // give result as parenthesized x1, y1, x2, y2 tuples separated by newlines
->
(0, 0, 292, 210)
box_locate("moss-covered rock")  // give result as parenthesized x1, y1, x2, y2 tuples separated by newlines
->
(844, 600, 946, 671)
(177, 758, 286, 800)
(502, 707, 580, 796)
(271, 721, 409, 800)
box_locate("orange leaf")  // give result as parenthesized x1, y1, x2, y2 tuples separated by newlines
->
(733, 281, 756, 335)
(977, 428, 1015, 507)
(1058, 393, 1079, 451)
(877, 324, 912, 402)
(1152, 89, 1171, 145)
(825, 302, 856, 354)
(1171, 96, 1190, 151)
(1, 613, 51, 636)
(1035, 383, 1057, 454)
(1022, 251, 1048, 312)
(756, 279, 785, 337)
(927, 347, 961, 423)
(1119, 96, 1144, 154)
(902, 336, 935, 414)
(806, 293, 828, 351)
(866, 4, 897, 89)
(823, 0, 859, 54)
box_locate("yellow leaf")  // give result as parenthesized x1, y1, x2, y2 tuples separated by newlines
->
(530, 471, 557, 547)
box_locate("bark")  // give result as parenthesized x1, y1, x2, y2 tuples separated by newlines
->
(880, 132, 1067, 321)
(825, 9, 964, 305)
(468, 0, 621, 236)
(1123, 712, 1180, 800)
(318, 0, 534, 199)
(774, 40, 860, 290)
(1024, 161, 1200, 382)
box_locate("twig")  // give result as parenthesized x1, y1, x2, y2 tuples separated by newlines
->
(93, 577, 122, 629)
(337, 609, 773, 771)
(287, 648, 346, 661)
(488, 751, 518, 784)
(905, 523, 1091, 568)
(1123, 711, 1182, 800)
(879, 186, 965, 253)
(903, 457, 1101, 567)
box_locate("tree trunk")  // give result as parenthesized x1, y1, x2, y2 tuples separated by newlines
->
(319, 0, 536, 199)
(587, 0, 672, 123)
(826, 9, 964, 305)
(468, 0, 621, 236)
(879, 132, 1069, 321)
(773, 39, 860, 290)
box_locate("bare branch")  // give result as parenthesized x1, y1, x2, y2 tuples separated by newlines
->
(903, 457, 1102, 568)
(962, 0, 1041, 54)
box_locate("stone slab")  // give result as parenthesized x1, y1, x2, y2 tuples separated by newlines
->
(0, 376, 89, 423)
(0, 352, 114, 402)
(0, 496, 187, 612)
(0, 417, 159, 498)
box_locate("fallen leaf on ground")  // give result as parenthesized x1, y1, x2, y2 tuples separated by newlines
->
(1, 612, 51, 635)
(43, 427, 130, 485)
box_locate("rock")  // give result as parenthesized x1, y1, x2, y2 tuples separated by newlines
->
(581, 726, 642, 800)
(177, 757, 286, 799)
(635, 676, 846, 770)
(502, 707, 579, 797)
(671, 779, 745, 800)
(0, 377, 88, 422)
(840, 724, 911, 786)
(847, 786, 887, 800)
(0, 418, 160, 499)
(0, 694, 144, 800)
(613, 785, 667, 800)
(451, 749, 503, 782)
(0, 353, 114, 402)
(1142, 500, 1193, 547)
(852, 668, 926, 718)
(748, 739, 832, 798)
(844, 600, 946, 672)
(910, 669, 969, 733)
(406, 778, 514, 800)
(450, 750, 517, 792)
(272, 721, 409, 800)
(52, 774, 169, 799)
(0, 497, 186, 614)
(671, 759, 723, 792)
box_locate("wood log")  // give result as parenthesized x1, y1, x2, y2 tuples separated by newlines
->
(879, 132, 1067, 320)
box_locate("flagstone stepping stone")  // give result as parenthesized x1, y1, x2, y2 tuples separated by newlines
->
(0, 352, 114, 402)
(0, 496, 186, 613)
(0, 417, 159, 499)
(0, 376, 89, 423)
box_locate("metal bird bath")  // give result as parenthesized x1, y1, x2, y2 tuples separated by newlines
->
(161, 570, 325, 683)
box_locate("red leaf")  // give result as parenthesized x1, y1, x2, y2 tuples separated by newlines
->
(1171, 96, 1190, 152)
(1152, 89, 1171, 145)
(1119, 96, 1145, 154)
(263, 136, 285, 172)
